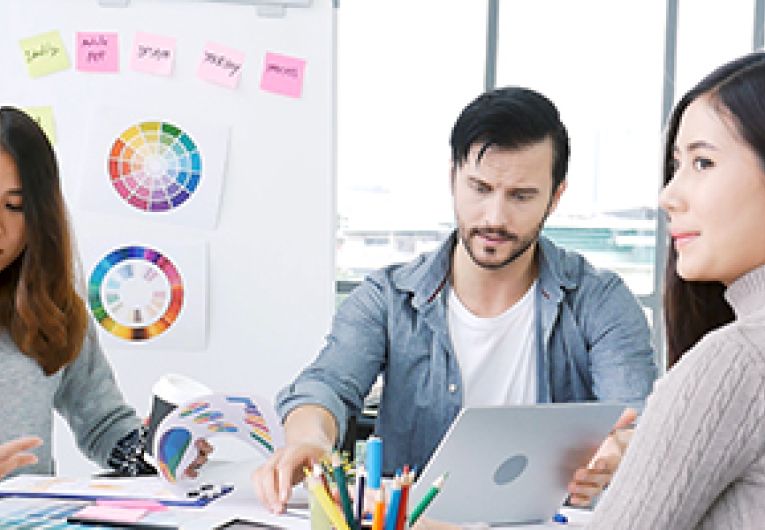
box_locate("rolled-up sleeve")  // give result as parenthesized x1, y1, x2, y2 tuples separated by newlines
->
(276, 271, 390, 444)
(583, 273, 658, 411)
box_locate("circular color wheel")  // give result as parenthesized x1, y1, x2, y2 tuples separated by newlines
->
(88, 246, 184, 341)
(108, 121, 201, 212)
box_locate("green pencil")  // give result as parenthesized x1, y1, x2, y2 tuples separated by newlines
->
(332, 452, 358, 530)
(408, 472, 448, 526)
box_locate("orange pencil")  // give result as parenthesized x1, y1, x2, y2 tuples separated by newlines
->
(371, 485, 386, 530)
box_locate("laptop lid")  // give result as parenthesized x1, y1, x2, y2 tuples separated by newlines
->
(411, 402, 624, 524)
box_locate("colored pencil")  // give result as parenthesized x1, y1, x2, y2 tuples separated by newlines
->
(354, 465, 366, 524)
(332, 452, 357, 530)
(306, 474, 351, 530)
(384, 477, 402, 530)
(371, 485, 386, 530)
(366, 436, 383, 489)
(313, 462, 332, 497)
(395, 467, 411, 530)
(408, 472, 448, 526)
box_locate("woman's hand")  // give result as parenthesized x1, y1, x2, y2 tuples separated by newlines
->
(0, 436, 42, 479)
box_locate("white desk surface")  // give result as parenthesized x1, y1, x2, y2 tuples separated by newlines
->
(0, 459, 592, 530)
(175, 489, 592, 530)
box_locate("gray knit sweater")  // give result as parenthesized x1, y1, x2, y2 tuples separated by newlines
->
(0, 321, 140, 476)
(588, 265, 765, 529)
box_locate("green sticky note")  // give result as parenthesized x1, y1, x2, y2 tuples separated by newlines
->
(22, 106, 57, 144)
(19, 30, 70, 78)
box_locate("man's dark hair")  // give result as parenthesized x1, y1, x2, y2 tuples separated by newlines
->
(449, 86, 570, 191)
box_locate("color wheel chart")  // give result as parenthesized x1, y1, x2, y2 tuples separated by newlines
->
(108, 121, 201, 212)
(88, 246, 184, 341)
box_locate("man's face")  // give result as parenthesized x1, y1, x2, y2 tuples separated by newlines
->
(451, 138, 565, 270)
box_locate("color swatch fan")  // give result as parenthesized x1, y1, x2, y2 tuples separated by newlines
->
(88, 245, 184, 341)
(154, 394, 284, 484)
(109, 121, 201, 212)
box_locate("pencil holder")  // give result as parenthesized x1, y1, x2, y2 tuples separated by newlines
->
(310, 494, 334, 530)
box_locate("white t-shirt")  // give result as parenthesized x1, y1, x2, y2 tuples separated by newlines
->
(447, 281, 537, 407)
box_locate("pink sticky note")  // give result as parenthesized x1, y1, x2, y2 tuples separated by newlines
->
(96, 499, 168, 512)
(260, 52, 306, 98)
(72, 505, 147, 524)
(131, 32, 176, 76)
(197, 41, 245, 89)
(76, 32, 119, 72)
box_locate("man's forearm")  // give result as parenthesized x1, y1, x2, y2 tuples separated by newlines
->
(283, 404, 339, 450)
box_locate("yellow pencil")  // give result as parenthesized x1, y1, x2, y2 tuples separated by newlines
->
(306, 475, 352, 530)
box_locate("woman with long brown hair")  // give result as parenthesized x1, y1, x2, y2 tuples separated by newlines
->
(0, 106, 153, 478)
(586, 52, 765, 528)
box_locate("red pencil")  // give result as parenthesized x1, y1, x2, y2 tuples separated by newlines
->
(395, 467, 412, 530)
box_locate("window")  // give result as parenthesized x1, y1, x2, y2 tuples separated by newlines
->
(496, 0, 667, 297)
(337, 0, 486, 282)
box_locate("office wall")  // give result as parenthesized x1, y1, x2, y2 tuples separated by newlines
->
(0, 0, 336, 473)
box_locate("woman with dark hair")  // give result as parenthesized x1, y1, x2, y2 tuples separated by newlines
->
(585, 52, 765, 528)
(0, 107, 207, 479)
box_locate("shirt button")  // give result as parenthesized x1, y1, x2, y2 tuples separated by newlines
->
(448, 383, 458, 393)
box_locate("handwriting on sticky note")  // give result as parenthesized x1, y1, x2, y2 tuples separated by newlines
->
(131, 32, 176, 76)
(22, 106, 57, 144)
(260, 52, 306, 98)
(76, 32, 119, 73)
(197, 42, 245, 89)
(19, 31, 70, 78)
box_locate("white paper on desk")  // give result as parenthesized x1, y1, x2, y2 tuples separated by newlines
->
(0, 475, 186, 502)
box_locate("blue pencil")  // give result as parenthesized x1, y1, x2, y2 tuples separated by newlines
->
(384, 477, 402, 530)
(366, 436, 383, 490)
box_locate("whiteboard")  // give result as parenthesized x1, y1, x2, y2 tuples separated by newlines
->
(0, 0, 336, 474)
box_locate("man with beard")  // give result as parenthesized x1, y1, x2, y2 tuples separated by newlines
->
(253, 87, 658, 513)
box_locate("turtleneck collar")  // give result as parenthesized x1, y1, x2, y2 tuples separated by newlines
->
(724, 264, 765, 319)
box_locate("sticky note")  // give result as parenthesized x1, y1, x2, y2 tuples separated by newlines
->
(22, 106, 57, 144)
(131, 32, 176, 76)
(197, 42, 245, 89)
(19, 30, 70, 78)
(71, 506, 147, 524)
(260, 52, 306, 98)
(76, 32, 119, 73)
(96, 499, 168, 512)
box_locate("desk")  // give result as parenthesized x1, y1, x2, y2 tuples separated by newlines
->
(0, 490, 591, 529)
(0, 459, 592, 530)
(177, 498, 592, 529)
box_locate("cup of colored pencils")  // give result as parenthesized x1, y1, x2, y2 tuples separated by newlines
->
(305, 437, 448, 530)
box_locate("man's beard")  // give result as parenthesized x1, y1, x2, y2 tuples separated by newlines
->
(457, 220, 545, 271)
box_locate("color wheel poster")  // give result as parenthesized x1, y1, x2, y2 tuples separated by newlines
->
(79, 107, 229, 229)
(79, 233, 208, 350)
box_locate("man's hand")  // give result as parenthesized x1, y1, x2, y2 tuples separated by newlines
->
(252, 442, 329, 514)
(0, 436, 42, 479)
(183, 439, 214, 478)
(251, 405, 337, 514)
(567, 408, 636, 507)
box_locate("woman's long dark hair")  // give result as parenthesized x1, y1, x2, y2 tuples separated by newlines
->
(664, 52, 765, 368)
(0, 107, 87, 375)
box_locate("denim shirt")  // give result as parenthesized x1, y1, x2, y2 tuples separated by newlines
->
(276, 232, 658, 474)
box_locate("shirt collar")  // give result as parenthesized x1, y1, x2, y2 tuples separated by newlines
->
(392, 230, 580, 309)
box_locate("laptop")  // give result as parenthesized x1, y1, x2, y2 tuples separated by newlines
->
(410, 402, 624, 524)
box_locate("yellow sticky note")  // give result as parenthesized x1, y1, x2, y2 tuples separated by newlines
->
(22, 107, 57, 144)
(19, 31, 70, 78)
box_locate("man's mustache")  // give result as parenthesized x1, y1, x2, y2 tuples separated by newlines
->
(469, 227, 518, 242)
